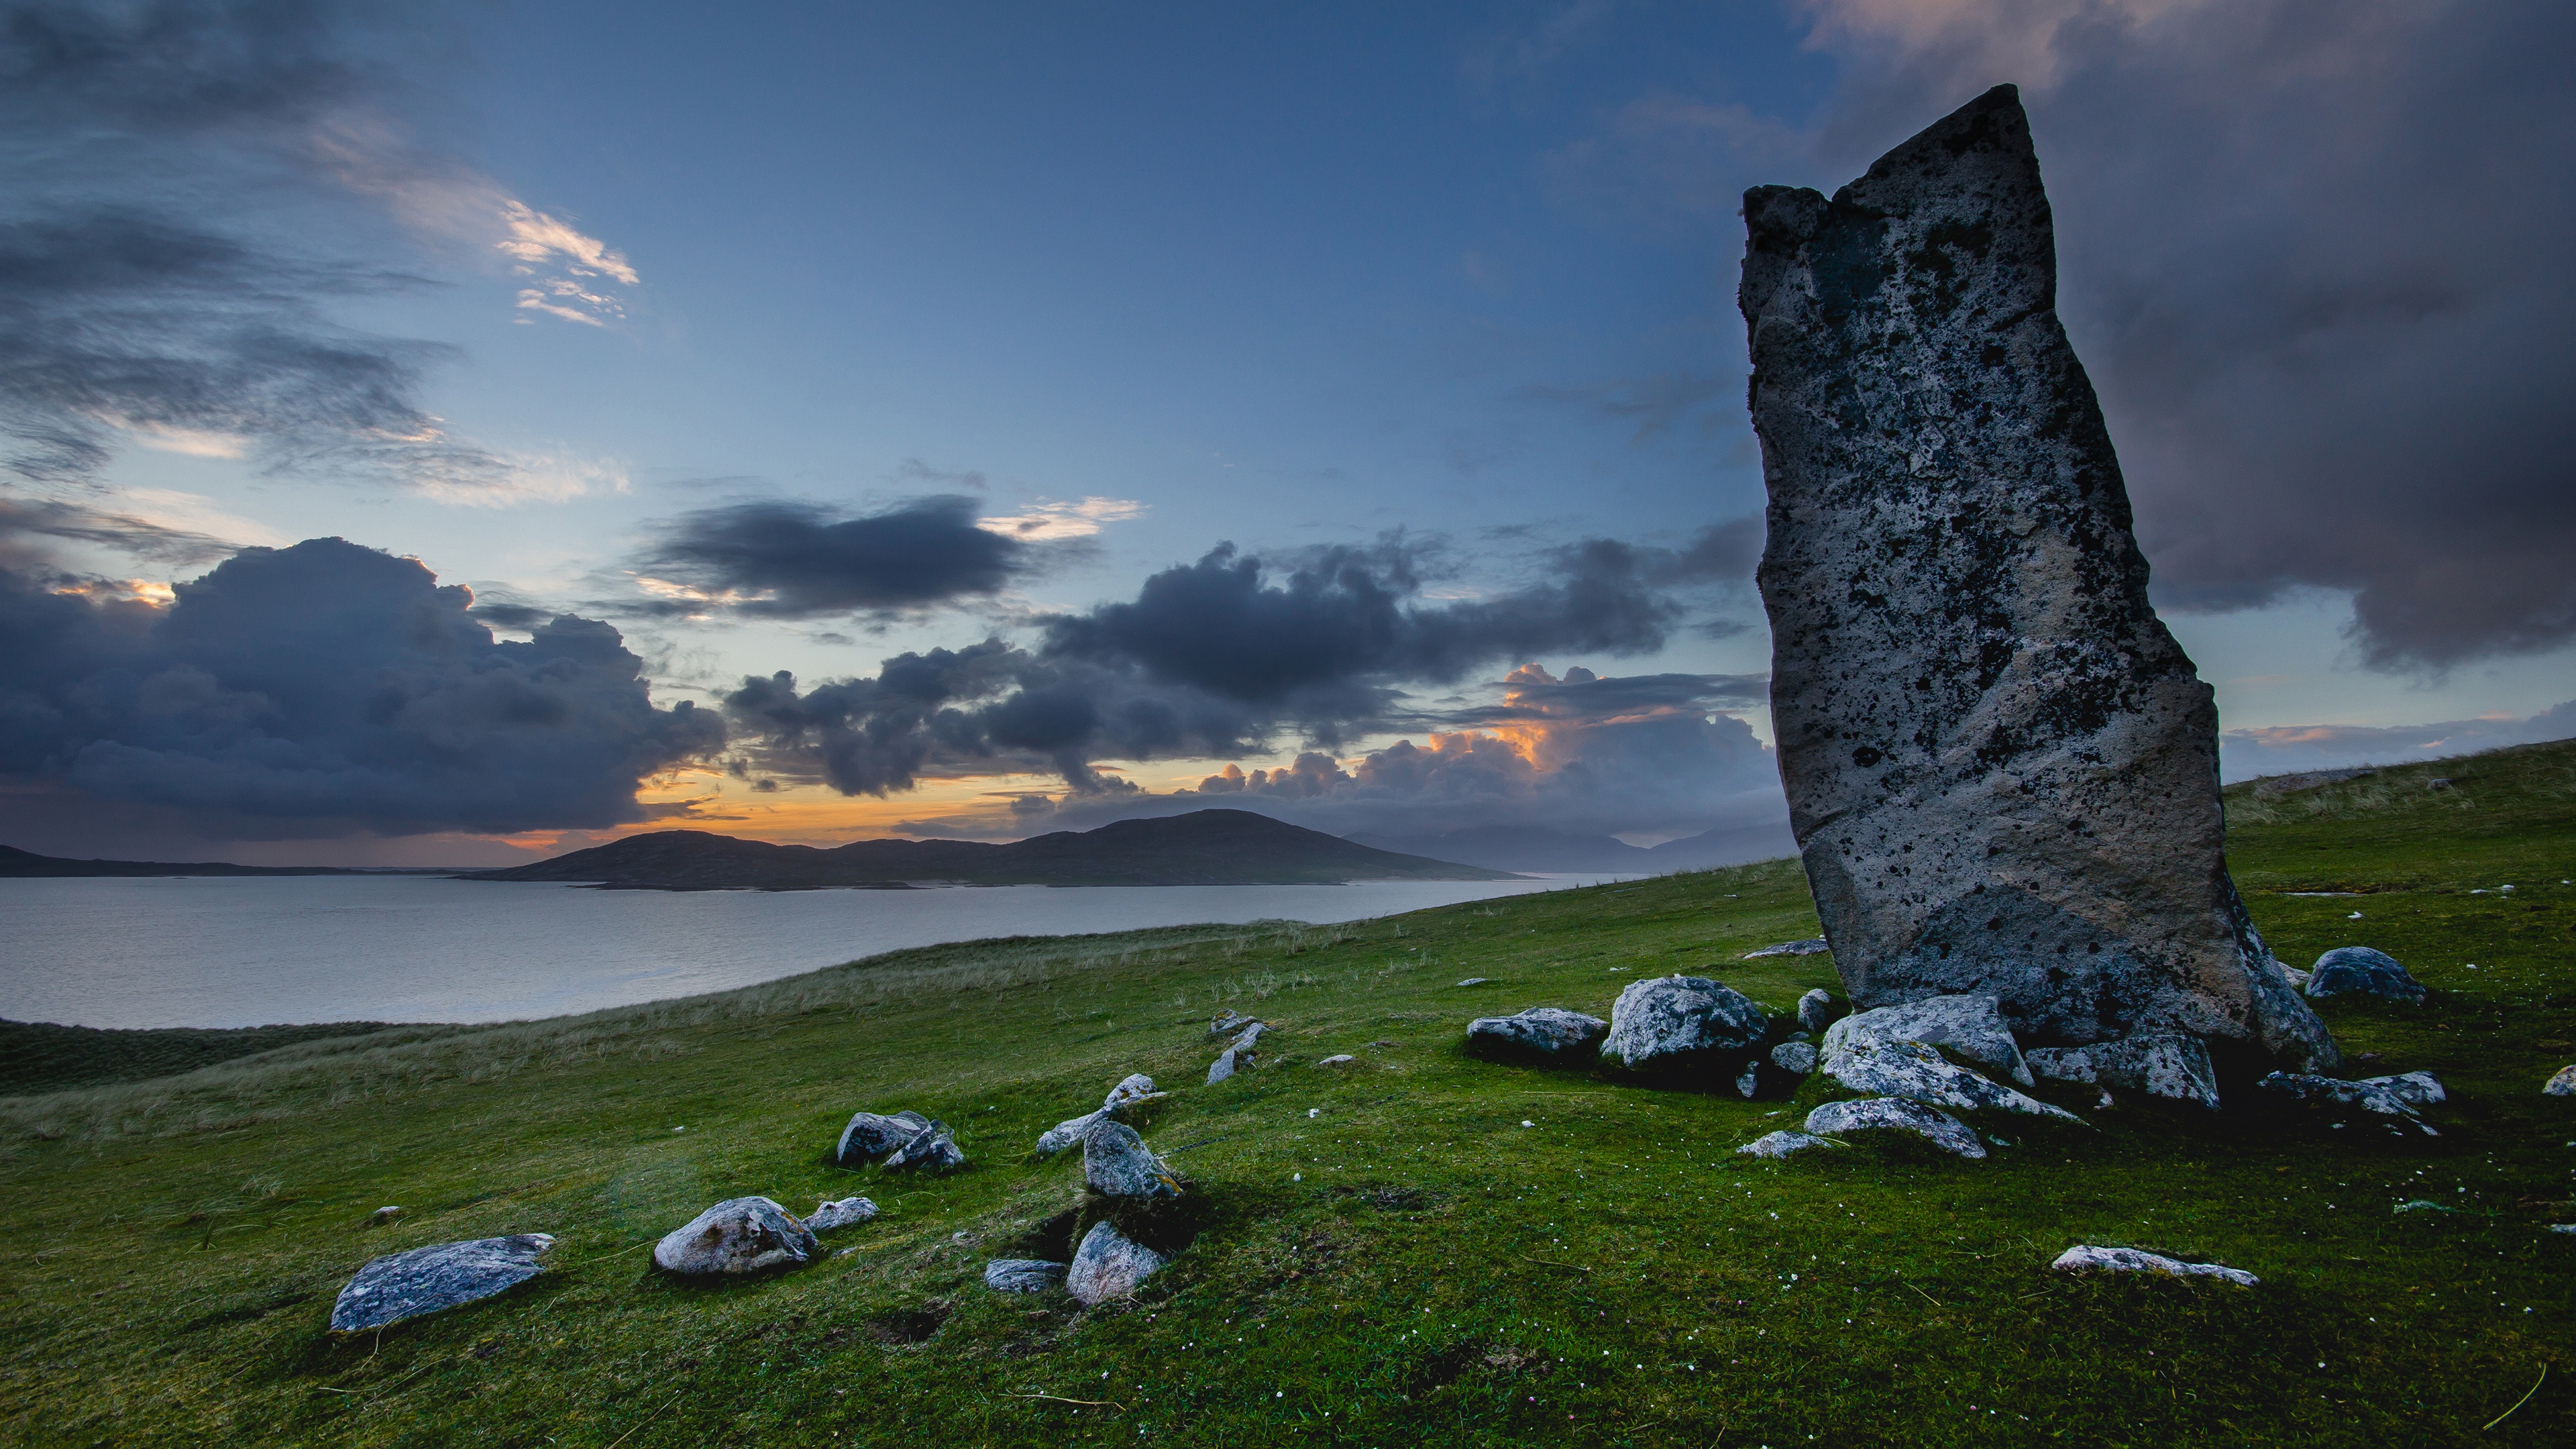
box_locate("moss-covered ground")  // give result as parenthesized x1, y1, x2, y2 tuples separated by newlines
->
(3, 741, 2572, 1447)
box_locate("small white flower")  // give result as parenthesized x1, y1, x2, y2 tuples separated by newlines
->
(1521, 1120, 1535, 1128)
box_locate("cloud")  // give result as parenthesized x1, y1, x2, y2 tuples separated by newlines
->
(635, 496, 1035, 621)
(975, 496, 1147, 541)
(0, 535, 721, 841)
(1786, 0, 2576, 670)
(0, 1, 639, 498)
(2218, 700, 2576, 782)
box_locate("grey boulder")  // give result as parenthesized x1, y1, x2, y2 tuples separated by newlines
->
(1210, 1010, 1258, 1036)
(2026, 1034, 2220, 1110)
(2050, 1245, 2256, 1285)
(1803, 1097, 1988, 1159)
(1208, 1022, 1272, 1083)
(1465, 1006, 1609, 1059)
(883, 1119, 964, 1171)
(836, 1110, 930, 1165)
(2546, 1065, 2576, 1097)
(806, 1197, 878, 1233)
(1065, 1220, 1167, 1305)
(2258, 1070, 2444, 1126)
(1823, 1039, 2079, 1121)
(1083, 1122, 1179, 1199)
(1770, 1040, 1820, 1076)
(653, 1197, 818, 1277)
(1743, 938, 1830, 959)
(1034, 1112, 1106, 1159)
(1737, 1130, 1836, 1160)
(1823, 994, 2033, 1086)
(983, 1259, 1069, 1293)
(1599, 975, 1767, 1071)
(1795, 988, 1842, 1034)
(329, 1234, 554, 1332)
(2305, 948, 2427, 1005)
(1103, 1073, 1162, 1112)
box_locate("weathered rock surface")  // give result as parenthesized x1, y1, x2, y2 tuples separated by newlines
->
(1035, 1112, 1106, 1158)
(883, 1119, 964, 1171)
(1737, 1130, 1836, 1159)
(1082, 1122, 1180, 1199)
(1737, 84, 2337, 1074)
(652, 1197, 818, 1277)
(1823, 1039, 2078, 1120)
(329, 1234, 554, 1332)
(1104, 1074, 1161, 1112)
(836, 1110, 930, 1165)
(1599, 975, 1767, 1071)
(1207, 1022, 1271, 1083)
(983, 1259, 1069, 1293)
(2027, 1034, 2220, 1109)
(1465, 1006, 1609, 1060)
(2258, 1070, 2444, 1128)
(1771, 1040, 1820, 1075)
(1210, 1010, 1258, 1037)
(1735, 1061, 1762, 1098)
(1317, 1053, 1356, 1067)
(1823, 994, 2033, 1085)
(1795, 988, 1842, 1034)
(1744, 938, 1830, 959)
(807, 1197, 878, 1232)
(2050, 1245, 2256, 1286)
(1803, 1097, 1988, 1159)
(365, 1205, 403, 1228)
(2547, 1064, 2576, 1096)
(1065, 1220, 1166, 1304)
(2305, 948, 2427, 1005)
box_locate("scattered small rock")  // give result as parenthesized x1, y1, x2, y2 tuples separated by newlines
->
(1465, 1006, 1609, 1060)
(1823, 1039, 2079, 1120)
(1082, 1122, 1179, 1199)
(2548, 1224, 2576, 1235)
(329, 1234, 555, 1332)
(983, 1259, 1068, 1293)
(1210, 1010, 1258, 1036)
(2542, 1064, 2576, 1097)
(1599, 975, 1768, 1072)
(1803, 1097, 1987, 1159)
(1734, 1061, 1761, 1098)
(2257, 1071, 2445, 1133)
(653, 1197, 818, 1277)
(1065, 1220, 1166, 1305)
(806, 1197, 879, 1232)
(365, 1205, 403, 1228)
(1456, 977, 1495, 987)
(2428, 777, 2452, 791)
(2304, 947, 2426, 1005)
(883, 1119, 965, 1171)
(1824, 994, 2033, 1086)
(1743, 938, 1830, 959)
(1208, 1022, 1273, 1083)
(1770, 1040, 1819, 1076)
(2025, 1034, 2220, 1110)
(1795, 988, 1841, 1034)
(2393, 1199, 2455, 1216)
(1736, 1130, 1836, 1159)
(1104, 1074, 1161, 1112)
(836, 1110, 932, 1165)
(1318, 1054, 1355, 1067)
(2049, 1245, 2255, 1286)
(2279, 967, 2312, 989)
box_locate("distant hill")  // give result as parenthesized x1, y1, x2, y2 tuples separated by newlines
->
(465, 809, 1522, 890)
(0, 845, 362, 879)
(1344, 821, 1797, 875)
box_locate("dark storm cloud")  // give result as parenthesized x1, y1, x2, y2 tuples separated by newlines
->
(0, 537, 722, 838)
(723, 534, 1694, 796)
(1787, 0, 2576, 670)
(0, 0, 376, 134)
(635, 496, 1028, 619)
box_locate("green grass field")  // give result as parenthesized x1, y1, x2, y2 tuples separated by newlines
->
(3, 741, 2571, 1447)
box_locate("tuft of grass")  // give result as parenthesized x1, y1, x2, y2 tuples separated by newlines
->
(0, 745, 2571, 1446)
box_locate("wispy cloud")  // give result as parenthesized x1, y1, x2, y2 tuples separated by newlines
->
(976, 496, 1146, 541)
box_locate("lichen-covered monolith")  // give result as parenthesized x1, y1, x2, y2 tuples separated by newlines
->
(1736, 84, 2334, 1073)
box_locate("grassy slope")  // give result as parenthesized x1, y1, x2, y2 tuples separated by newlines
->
(1, 744, 2571, 1448)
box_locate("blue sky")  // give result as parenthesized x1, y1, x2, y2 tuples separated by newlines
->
(5, 1, 2572, 863)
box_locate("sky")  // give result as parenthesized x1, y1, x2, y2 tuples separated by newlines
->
(3, 0, 2571, 867)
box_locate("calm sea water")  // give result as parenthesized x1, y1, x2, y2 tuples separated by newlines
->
(0, 873, 1613, 1029)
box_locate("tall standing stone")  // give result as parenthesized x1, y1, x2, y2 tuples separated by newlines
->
(1736, 85, 2334, 1073)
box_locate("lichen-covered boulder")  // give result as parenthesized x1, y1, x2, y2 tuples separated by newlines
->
(1465, 1006, 1609, 1060)
(807, 1197, 878, 1232)
(329, 1234, 554, 1332)
(1737, 1130, 1835, 1160)
(1795, 988, 1841, 1034)
(2051, 1245, 2255, 1285)
(983, 1259, 1068, 1293)
(884, 1119, 965, 1171)
(1803, 1097, 1988, 1159)
(1770, 1040, 1820, 1075)
(1823, 994, 2033, 1085)
(653, 1197, 818, 1277)
(1066, 1220, 1167, 1305)
(1210, 1010, 1258, 1037)
(2305, 948, 2427, 1005)
(1034, 1111, 1106, 1158)
(1083, 1122, 1180, 1199)
(2258, 1070, 2444, 1128)
(836, 1110, 931, 1165)
(1599, 975, 1766, 1072)
(2027, 1034, 2219, 1109)
(2546, 1064, 2576, 1097)
(1737, 85, 2337, 1075)
(1104, 1074, 1161, 1112)
(1823, 1039, 2079, 1120)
